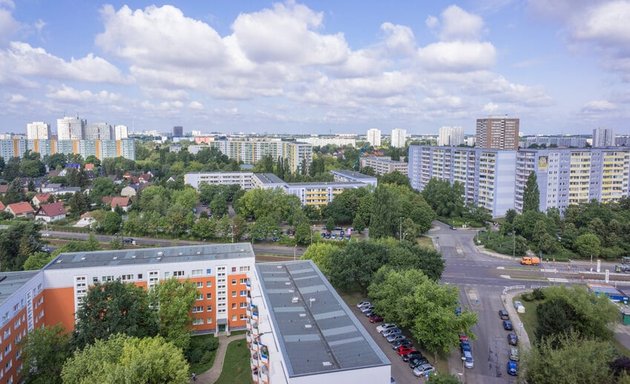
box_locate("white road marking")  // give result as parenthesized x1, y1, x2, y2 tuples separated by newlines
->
(541, 268, 557, 273)
(496, 266, 505, 270)
(500, 275, 511, 279)
(548, 277, 569, 283)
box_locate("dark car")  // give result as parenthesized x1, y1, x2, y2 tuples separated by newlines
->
(508, 333, 518, 346)
(460, 340, 471, 352)
(507, 360, 518, 376)
(402, 351, 423, 362)
(391, 339, 412, 350)
(123, 238, 134, 244)
(503, 320, 513, 331)
(369, 314, 384, 323)
(409, 356, 429, 369)
(499, 309, 510, 320)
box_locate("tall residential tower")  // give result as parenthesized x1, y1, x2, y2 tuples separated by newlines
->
(476, 117, 519, 150)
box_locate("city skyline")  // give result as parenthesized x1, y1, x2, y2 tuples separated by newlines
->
(1, 1, 629, 136)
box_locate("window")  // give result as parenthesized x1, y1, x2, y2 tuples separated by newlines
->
(240, 314, 247, 320)
(231, 291, 237, 297)
(231, 279, 236, 285)
(192, 318, 204, 325)
(192, 269, 203, 276)
(206, 318, 213, 324)
(137, 273, 143, 279)
(192, 306, 204, 313)
(231, 303, 236, 309)
(173, 271, 184, 277)
(206, 281, 212, 287)
(206, 306, 213, 312)
(239, 278, 247, 284)
(92, 277, 98, 283)
(231, 267, 237, 272)
(206, 293, 212, 299)
(101, 276, 114, 282)
(218, 309, 226, 314)
(121, 274, 133, 281)
(240, 302, 247, 308)
(231, 315, 237, 321)
(239, 266, 250, 272)
(196, 282, 203, 288)
(240, 290, 247, 297)
(206, 268, 212, 274)
(196, 294, 203, 301)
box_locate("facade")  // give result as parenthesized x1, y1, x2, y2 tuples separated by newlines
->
(185, 172, 257, 190)
(114, 125, 128, 140)
(391, 128, 407, 148)
(366, 129, 382, 147)
(5, 202, 36, 218)
(283, 142, 313, 174)
(330, 170, 378, 186)
(246, 260, 391, 384)
(476, 117, 519, 150)
(57, 116, 86, 141)
(286, 182, 369, 207)
(521, 135, 589, 148)
(35, 202, 66, 222)
(84, 123, 113, 140)
(300, 136, 356, 148)
(173, 126, 184, 137)
(593, 128, 615, 148)
(408, 146, 517, 217)
(1, 139, 135, 160)
(360, 156, 408, 176)
(437, 126, 464, 146)
(26, 122, 51, 140)
(515, 148, 630, 213)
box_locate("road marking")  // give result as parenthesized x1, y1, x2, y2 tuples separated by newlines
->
(541, 268, 558, 273)
(500, 275, 511, 279)
(548, 277, 569, 283)
(497, 266, 505, 270)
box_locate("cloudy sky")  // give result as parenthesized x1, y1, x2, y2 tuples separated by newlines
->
(1, 0, 629, 136)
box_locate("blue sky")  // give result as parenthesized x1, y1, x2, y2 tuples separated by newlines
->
(1, 0, 629, 136)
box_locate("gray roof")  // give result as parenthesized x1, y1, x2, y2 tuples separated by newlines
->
(253, 173, 286, 185)
(256, 261, 389, 377)
(45, 243, 255, 270)
(330, 169, 376, 180)
(287, 181, 366, 188)
(0, 271, 38, 305)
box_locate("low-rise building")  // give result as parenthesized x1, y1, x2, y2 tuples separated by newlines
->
(185, 172, 256, 190)
(286, 182, 369, 207)
(330, 170, 378, 187)
(5, 202, 35, 218)
(36, 202, 66, 222)
(32, 193, 52, 208)
(360, 156, 408, 176)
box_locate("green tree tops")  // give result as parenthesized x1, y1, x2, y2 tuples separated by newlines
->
(152, 278, 198, 351)
(20, 325, 71, 384)
(523, 171, 540, 213)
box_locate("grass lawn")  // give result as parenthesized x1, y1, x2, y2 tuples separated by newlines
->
(514, 295, 540, 342)
(214, 339, 253, 384)
(417, 236, 435, 250)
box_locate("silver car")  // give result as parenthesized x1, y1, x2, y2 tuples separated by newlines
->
(377, 323, 397, 333)
(382, 328, 401, 338)
(386, 334, 406, 343)
(413, 364, 435, 377)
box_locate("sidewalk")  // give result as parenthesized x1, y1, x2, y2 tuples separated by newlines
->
(195, 333, 246, 384)
(500, 289, 531, 352)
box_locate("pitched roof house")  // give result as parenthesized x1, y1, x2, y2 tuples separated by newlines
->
(32, 193, 52, 208)
(5, 202, 35, 218)
(36, 202, 66, 222)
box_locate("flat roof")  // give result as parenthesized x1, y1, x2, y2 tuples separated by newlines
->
(45, 243, 255, 270)
(256, 261, 389, 377)
(330, 169, 376, 179)
(287, 182, 366, 188)
(0, 271, 38, 305)
(253, 173, 286, 185)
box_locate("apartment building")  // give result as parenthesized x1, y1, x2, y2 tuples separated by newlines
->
(521, 135, 589, 148)
(300, 135, 357, 148)
(437, 126, 464, 146)
(246, 260, 390, 384)
(593, 128, 615, 148)
(14, 139, 136, 160)
(360, 156, 408, 176)
(330, 170, 378, 186)
(57, 116, 86, 141)
(476, 117, 519, 150)
(366, 129, 382, 147)
(408, 146, 517, 217)
(185, 172, 256, 190)
(286, 182, 368, 207)
(391, 128, 407, 148)
(515, 148, 630, 213)
(26, 122, 51, 140)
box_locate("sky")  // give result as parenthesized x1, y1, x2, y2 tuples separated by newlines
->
(1, 0, 629, 136)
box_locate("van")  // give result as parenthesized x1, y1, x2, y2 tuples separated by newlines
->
(520, 256, 540, 266)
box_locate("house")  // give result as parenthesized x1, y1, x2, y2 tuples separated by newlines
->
(0, 202, 5, 211)
(74, 211, 96, 228)
(138, 172, 153, 183)
(103, 196, 131, 212)
(32, 193, 52, 208)
(84, 163, 95, 171)
(120, 186, 137, 198)
(40, 183, 62, 193)
(36, 202, 66, 222)
(0, 184, 8, 196)
(52, 187, 82, 196)
(5, 202, 35, 218)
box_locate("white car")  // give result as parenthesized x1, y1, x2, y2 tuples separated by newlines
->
(382, 328, 401, 338)
(357, 301, 371, 309)
(377, 323, 397, 333)
(413, 364, 435, 377)
(360, 305, 375, 314)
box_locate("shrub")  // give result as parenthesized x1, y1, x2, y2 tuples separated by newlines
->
(532, 288, 546, 301)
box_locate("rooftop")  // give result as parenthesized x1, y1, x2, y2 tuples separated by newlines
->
(287, 182, 367, 188)
(45, 243, 255, 270)
(256, 260, 389, 377)
(0, 271, 39, 305)
(253, 173, 286, 185)
(330, 169, 377, 180)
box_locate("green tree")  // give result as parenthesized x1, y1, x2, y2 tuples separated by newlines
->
(352, 214, 366, 233)
(24, 251, 54, 270)
(379, 170, 410, 187)
(523, 171, 540, 213)
(45, 153, 67, 169)
(20, 324, 71, 384)
(90, 177, 117, 204)
(98, 211, 122, 234)
(0, 221, 42, 271)
(427, 374, 460, 384)
(421, 178, 465, 218)
(536, 297, 580, 343)
(61, 334, 189, 384)
(574, 233, 601, 259)
(295, 221, 312, 245)
(4, 178, 25, 204)
(523, 333, 615, 384)
(192, 217, 217, 240)
(301, 242, 340, 276)
(386, 240, 444, 280)
(73, 281, 158, 349)
(153, 278, 197, 350)
(328, 241, 388, 294)
(322, 188, 369, 225)
(210, 193, 228, 217)
(325, 217, 335, 231)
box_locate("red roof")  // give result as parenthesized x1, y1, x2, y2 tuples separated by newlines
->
(34, 193, 51, 203)
(84, 163, 95, 171)
(6, 202, 35, 215)
(38, 202, 66, 217)
(0, 185, 8, 194)
(111, 196, 130, 208)
(0, 202, 5, 211)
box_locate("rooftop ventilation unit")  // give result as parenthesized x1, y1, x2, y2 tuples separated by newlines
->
(157, 251, 163, 257)
(291, 297, 299, 304)
(322, 361, 332, 367)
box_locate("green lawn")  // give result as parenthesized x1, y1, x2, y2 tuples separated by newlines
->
(514, 295, 540, 342)
(417, 236, 435, 250)
(214, 339, 253, 384)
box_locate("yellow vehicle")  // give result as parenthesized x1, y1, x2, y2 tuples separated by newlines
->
(520, 256, 540, 266)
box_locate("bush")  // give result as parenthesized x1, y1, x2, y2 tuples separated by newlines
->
(476, 231, 527, 256)
(532, 288, 546, 301)
(521, 292, 534, 302)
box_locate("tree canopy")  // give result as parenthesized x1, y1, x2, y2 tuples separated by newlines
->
(20, 325, 72, 384)
(523, 171, 540, 213)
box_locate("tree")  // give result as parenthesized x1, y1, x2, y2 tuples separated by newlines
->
(20, 324, 71, 384)
(73, 281, 158, 349)
(328, 241, 388, 294)
(90, 177, 117, 203)
(575, 233, 601, 259)
(386, 240, 444, 280)
(536, 297, 580, 343)
(3, 178, 25, 204)
(153, 278, 197, 351)
(379, 170, 410, 187)
(0, 221, 42, 271)
(24, 251, 54, 270)
(295, 221, 311, 245)
(523, 333, 615, 384)
(98, 211, 122, 234)
(301, 242, 340, 276)
(523, 171, 540, 212)
(210, 193, 228, 217)
(421, 178, 465, 218)
(61, 334, 189, 384)
(45, 153, 67, 169)
(325, 217, 335, 232)
(427, 374, 460, 384)
(322, 188, 369, 225)
(68, 192, 89, 217)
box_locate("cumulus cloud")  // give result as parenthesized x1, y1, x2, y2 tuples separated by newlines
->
(582, 99, 617, 112)
(418, 41, 496, 72)
(437, 5, 485, 41)
(0, 7, 19, 44)
(46, 84, 121, 103)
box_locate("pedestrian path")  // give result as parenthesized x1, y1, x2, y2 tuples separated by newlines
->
(194, 333, 246, 384)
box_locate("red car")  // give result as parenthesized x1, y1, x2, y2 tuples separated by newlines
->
(369, 314, 383, 323)
(397, 346, 417, 356)
(459, 334, 469, 343)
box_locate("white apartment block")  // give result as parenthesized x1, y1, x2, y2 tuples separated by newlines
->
(515, 148, 630, 213)
(300, 136, 356, 148)
(185, 172, 257, 191)
(391, 128, 407, 148)
(366, 129, 382, 147)
(408, 146, 517, 217)
(26, 122, 51, 140)
(57, 116, 86, 141)
(114, 125, 129, 140)
(592, 128, 615, 148)
(437, 126, 464, 146)
(360, 156, 408, 176)
(84, 123, 113, 140)
(246, 261, 391, 384)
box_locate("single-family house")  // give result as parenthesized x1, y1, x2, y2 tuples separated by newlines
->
(5, 202, 35, 218)
(0, 202, 5, 211)
(84, 163, 95, 171)
(36, 202, 66, 222)
(110, 196, 131, 212)
(32, 193, 52, 207)
(74, 211, 96, 228)
(40, 183, 62, 193)
(120, 186, 137, 198)
(52, 187, 82, 196)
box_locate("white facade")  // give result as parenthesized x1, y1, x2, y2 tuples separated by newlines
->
(26, 122, 51, 140)
(57, 116, 86, 140)
(593, 128, 615, 148)
(185, 172, 256, 190)
(300, 136, 356, 148)
(438, 126, 464, 146)
(360, 156, 408, 176)
(85, 123, 113, 140)
(366, 129, 382, 147)
(114, 125, 129, 140)
(391, 128, 407, 148)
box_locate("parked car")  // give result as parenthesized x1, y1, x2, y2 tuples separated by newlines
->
(360, 305, 375, 314)
(409, 356, 429, 368)
(462, 350, 474, 369)
(391, 339, 412, 350)
(402, 351, 423, 362)
(364, 310, 376, 317)
(390, 378, 396, 384)
(508, 333, 518, 346)
(387, 334, 407, 343)
(413, 364, 435, 377)
(357, 301, 371, 308)
(377, 323, 397, 333)
(499, 309, 510, 320)
(460, 340, 471, 352)
(509, 347, 519, 362)
(369, 314, 384, 323)
(503, 320, 513, 331)
(459, 334, 469, 343)
(507, 360, 518, 376)
(382, 328, 402, 338)
(397, 346, 416, 357)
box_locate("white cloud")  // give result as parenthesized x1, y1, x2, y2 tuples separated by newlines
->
(418, 41, 496, 72)
(381, 22, 416, 56)
(483, 102, 499, 113)
(189, 101, 204, 110)
(46, 84, 121, 104)
(582, 99, 617, 112)
(0, 8, 19, 44)
(7, 93, 26, 103)
(438, 5, 485, 41)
